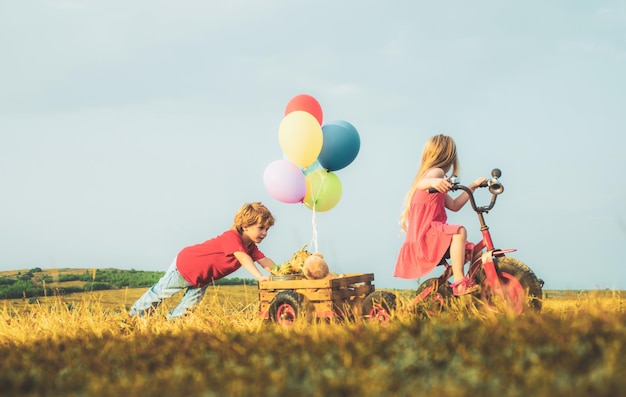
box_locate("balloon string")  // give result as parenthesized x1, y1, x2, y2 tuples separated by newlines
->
(308, 173, 327, 253)
(310, 205, 318, 253)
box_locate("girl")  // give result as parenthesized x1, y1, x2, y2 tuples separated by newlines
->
(394, 135, 486, 295)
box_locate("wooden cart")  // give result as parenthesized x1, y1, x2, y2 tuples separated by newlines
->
(258, 273, 396, 326)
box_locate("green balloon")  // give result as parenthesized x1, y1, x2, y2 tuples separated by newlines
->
(303, 169, 342, 212)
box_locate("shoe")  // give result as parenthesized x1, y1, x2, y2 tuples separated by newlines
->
(450, 277, 479, 296)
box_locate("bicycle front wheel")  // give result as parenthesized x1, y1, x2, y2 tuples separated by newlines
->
(475, 256, 543, 313)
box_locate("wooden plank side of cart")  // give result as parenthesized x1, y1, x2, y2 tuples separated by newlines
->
(258, 273, 374, 298)
(258, 282, 373, 301)
(258, 273, 376, 318)
(259, 273, 374, 290)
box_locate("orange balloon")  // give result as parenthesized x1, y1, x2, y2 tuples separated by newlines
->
(284, 94, 323, 125)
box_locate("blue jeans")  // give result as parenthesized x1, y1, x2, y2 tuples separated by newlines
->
(129, 258, 208, 320)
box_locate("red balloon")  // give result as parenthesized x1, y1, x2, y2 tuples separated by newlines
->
(284, 94, 323, 125)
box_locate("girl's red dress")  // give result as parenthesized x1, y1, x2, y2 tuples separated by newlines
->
(394, 189, 461, 279)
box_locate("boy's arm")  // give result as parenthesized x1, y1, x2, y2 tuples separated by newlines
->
(233, 251, 268, 281)
(257, 257, 276, 272)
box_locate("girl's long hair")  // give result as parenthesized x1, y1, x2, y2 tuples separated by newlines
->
(399, 134, 459, 231)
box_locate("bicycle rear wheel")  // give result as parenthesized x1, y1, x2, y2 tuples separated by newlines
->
(413, 278, 452, 317)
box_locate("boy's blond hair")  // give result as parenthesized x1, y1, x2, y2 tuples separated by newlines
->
(399, 134, 459, 231)
(232, 202, 275, 233)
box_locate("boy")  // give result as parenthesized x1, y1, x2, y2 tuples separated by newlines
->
(129, 202, 276, 319)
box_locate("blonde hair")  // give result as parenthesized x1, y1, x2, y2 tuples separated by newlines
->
(232, 202, 275, 233)
(399, 134, 459, 231)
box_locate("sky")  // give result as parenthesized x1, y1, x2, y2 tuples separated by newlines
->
(1, 0, 625, 291)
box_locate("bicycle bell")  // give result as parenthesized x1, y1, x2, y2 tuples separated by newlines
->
(488, 168, 504, 195)
(448, 175, 459, 185)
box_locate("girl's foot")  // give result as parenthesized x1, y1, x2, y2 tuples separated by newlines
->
(450, 277, 479, 296)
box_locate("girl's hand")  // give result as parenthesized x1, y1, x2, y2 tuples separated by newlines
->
(258, 275, 270, 282)
(469, 177, 488, 192)
(432, 178, 452, 193)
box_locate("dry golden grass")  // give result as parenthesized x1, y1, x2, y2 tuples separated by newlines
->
(0, 287, 624, 397)
(0, 267, 91, 280)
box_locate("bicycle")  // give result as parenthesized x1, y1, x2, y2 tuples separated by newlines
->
(411, 168, 544, 316)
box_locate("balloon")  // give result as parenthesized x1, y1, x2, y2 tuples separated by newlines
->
(318, 120, 360, 172)
(302, 159, 322, 176)
(303, 169, 342, 212)
(278, 111, 323, 168)
(263, 160, 306, 204)
(284, 94, 323, 125)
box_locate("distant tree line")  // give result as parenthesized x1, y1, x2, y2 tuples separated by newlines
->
(0, 268, 257, 300)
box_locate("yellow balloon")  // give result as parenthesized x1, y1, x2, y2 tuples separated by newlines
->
(303, 169, 342, 212)
(279, 111, 323, 168)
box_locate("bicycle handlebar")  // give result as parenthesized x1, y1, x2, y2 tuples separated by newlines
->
(428, 168, 504, 214)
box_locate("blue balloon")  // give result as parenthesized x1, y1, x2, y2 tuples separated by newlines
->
(318, 120, 360, 171)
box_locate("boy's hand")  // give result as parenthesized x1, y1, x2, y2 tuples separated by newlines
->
(258, 276, 270, 282)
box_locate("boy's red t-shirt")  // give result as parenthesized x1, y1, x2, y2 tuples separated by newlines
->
(176, 229, 265, 287)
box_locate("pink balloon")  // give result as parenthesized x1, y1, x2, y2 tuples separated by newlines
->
(263, 160, 306, 204)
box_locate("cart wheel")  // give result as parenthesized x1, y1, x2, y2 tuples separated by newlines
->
(268, 291, 311, 326)
(362, 291, 396, 323)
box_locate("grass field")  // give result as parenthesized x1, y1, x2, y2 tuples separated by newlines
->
(0, 283, 625, 397)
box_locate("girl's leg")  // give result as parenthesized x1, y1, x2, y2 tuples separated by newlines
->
(129, 258, 190, 316)
(449, 227, 479, 296)
(168, 285, 209, 320)
(450, 226, 467, 283)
